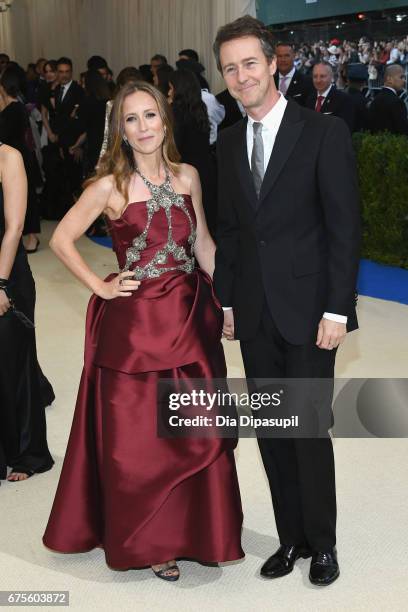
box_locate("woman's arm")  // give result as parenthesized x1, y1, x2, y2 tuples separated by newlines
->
(185, 164, 216, 278)
(41, 104, 58, 143)
(0, 146, 27, 314)
(0, 146, 27, 278)
(49, 177, 140, 299)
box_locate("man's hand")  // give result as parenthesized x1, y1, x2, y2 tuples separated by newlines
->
(222, 309, 235, 341)
(316, 318, 346, 350)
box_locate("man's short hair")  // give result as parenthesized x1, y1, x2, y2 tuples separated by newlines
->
(57, 56, 73, 68)
(178, 48, 199, 62)
(313, 61, 333, 74)
(87, 55, 108, 71)
(151, 54, 167, 65)
(213, 15, 275, 72)
(275, 42, 294, 51)
(384, 63, 404, 79)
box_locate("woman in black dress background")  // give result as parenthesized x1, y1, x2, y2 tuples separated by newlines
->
(39, 60, 61, 220)
(168, 69, 217, 236)
(71, 70, 112, 176)
(0, 142, 54, 482)
(0, 66, 41, 252)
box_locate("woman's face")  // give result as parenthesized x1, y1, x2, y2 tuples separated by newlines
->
(167, 82, 174, 104)
(44, 64, 57, 83)
(122, 90, 165, 155)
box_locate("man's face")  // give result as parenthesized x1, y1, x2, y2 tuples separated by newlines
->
(57, 63, 72, 85)
(313, 64, 333, 94)
(220, 36, 276, 112)
(390, 68, 406, 92)
(276, 45, 295, 75)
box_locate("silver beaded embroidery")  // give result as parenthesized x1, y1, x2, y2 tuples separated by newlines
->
(121, 168, 196, 280)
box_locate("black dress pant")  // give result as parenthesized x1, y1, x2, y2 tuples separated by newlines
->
(240, 299, 337, 552)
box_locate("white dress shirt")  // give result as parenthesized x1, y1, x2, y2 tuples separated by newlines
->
(278, 67, 296, 94)
(60, 80, 73, 101)
(246, 91, 287, 171)
(315, 84, 333, 110)
(224, 91, 347, 324)
(201, 89, 225, 145)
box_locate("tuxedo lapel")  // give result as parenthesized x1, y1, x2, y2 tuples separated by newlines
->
(258, 100, 305, 207)
(233, 118, 258, 210)
(61, 84, 75, 109)
(321, 86, 335, 113)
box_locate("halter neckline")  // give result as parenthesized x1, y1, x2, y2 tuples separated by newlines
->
(135, 166, 171, 191)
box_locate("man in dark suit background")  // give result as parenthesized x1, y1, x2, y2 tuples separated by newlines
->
(345, 63, 370, 133)
(216, 87, 245, 130)
(54, 56, 85, 215)
(306, 61, 355, 132)
(369, 64, 408, 135)
(213, 16, 360, 586)
(274, 42, 313, 106)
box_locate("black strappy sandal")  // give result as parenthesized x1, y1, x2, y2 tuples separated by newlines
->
(152, 563, 180, 582)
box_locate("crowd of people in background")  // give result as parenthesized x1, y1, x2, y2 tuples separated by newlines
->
(0, 34, 407, 247)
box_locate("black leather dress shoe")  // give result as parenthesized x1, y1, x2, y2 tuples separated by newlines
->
(309, 549, 339, 585)
(260, 544, 312, 578)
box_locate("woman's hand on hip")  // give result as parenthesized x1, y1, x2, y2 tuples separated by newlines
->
(0, 289, 11, 316)
(96, 271, 141, 300)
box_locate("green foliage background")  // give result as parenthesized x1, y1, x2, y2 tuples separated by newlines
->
(353, 132, 408, 269)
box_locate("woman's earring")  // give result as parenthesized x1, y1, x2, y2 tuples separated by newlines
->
(123, 135, 129, 144)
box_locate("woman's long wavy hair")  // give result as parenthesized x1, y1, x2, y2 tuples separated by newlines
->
(86, 81, 181, 202)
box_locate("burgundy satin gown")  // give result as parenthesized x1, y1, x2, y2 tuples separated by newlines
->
(43, 190, 244, 569)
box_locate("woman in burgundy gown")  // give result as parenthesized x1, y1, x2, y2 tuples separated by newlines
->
(42, 82, 244, 580)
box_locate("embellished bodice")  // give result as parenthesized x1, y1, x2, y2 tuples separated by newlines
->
(107, 171, 196, 280)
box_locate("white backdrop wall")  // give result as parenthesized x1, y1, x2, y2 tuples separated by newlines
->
(0, 0, 256, 93)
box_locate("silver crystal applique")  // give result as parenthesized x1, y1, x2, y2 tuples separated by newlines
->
(121, 168, 196, 279)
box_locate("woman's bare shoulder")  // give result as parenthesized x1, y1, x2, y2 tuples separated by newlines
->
(176, 163, 200, 192)
(88, 174, 115, 196)
(0, 144, 23, 165)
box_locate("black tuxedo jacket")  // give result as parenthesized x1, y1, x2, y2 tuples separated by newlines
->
(214, 99, 361, 344)
(216, 88, 243, 131)
(274, 70, 313, 107)
(368, 87, 408, 136)
(54, 81, 85, 147)
(347, 87, 370, 133)
(306, 86, 355, 133)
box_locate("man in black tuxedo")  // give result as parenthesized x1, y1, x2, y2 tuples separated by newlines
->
(369, 64, 408, 136)
(345, 64, 370, 133)
(213, 16, 360, 586)
(306, 62, 355, 132)
(274, 42, 313, 106)
(54, 56, 85, 215)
